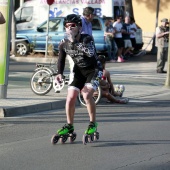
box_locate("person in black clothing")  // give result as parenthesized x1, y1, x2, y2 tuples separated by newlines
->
(55, 14, 103, 140)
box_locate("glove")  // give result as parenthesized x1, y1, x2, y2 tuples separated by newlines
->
(97, 70, 103, 80)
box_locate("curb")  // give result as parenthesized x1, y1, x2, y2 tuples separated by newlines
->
(10, 55, 58, 63)
(0, 99, 80, 118)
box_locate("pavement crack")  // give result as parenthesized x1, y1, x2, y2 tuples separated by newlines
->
(113, 153, 170, 170)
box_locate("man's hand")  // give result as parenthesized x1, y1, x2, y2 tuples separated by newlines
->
(55, 74, 63, 84)
(164, 31, 169, 35)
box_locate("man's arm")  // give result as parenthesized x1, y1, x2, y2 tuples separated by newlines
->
(57, 41, 66, 75)
(156, 26, 169, 38)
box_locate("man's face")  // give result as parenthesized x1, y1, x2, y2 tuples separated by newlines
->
(161, 21, 167, 27)
(86, 13, 95, 22)
(65, 22, 80, 42)
(125, 16, 130, 23)
(117, 17, 122, 23)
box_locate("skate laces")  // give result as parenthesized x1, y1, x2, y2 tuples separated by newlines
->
(62, 124, 73, 130)
(57, 124, 74, 134)
(88, 122, 97, 130)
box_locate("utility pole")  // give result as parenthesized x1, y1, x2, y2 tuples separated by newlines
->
(0, 0, 13, 98)
(45, 0, 54, 58)
(165, 19, 170, 88)
(150, 0, 160, 54)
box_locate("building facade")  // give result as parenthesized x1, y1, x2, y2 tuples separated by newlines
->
(133, 0, 170, 50)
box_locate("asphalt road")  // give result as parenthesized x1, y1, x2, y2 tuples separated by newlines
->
(1, 54, 169, 169)
(0, 98, 170, 170)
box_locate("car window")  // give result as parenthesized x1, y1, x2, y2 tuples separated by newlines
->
(92, 19, 102, 30)
(39, 19, 61, 32)
(15, 7, 33, 22)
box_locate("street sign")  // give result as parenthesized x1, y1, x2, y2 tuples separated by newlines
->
(47, 0, 54, 5)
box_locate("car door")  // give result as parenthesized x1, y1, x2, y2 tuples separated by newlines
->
(34, 18, 64, 51)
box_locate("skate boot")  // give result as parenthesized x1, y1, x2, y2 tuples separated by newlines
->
(119, 85, 125, 97)
(114, 84, 125, 97)
(82, 122, 99, 145)
(51, 124, 77, 144)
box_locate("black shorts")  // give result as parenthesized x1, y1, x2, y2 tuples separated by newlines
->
(130, 38, 136, 48)
(69, 65, 98, 91)
(114, 38, 124, 48)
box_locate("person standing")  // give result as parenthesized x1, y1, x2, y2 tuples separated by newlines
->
(68, 7, 95, 83)
(122, 16, 133, 60)
(53, 14, 103, 144)
(113, 15, 125, 62)
(156, 18, 169, 73)
(104, 19, 117, 62)
(130, 17, 137, 54)
(81, 6, 95, 36)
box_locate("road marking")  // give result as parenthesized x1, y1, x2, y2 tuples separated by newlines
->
(129, 99, 152, 103)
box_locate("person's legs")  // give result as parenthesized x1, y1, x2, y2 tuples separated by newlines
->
(56, 87, 79, 135)
(102, 90, 128, 104)
(130, 38, 136, 54)
(115, 38, 125, 62)
(162, 47, 168, 70)
(112, 39, 118, 60)
(105, 37, 112, 61)
(157, 47, 164, 72)
(65, 88, 79, 124)
(123, 40, 132, 59)
(81, 85, 96, 122)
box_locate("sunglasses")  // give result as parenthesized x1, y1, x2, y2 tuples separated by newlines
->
(65, 23, 77, 28)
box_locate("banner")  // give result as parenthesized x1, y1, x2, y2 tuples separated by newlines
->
(0, 0, 9, 85)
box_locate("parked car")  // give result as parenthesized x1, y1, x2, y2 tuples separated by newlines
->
(16, 17, 144, 57)
(16, 17, 108, 56)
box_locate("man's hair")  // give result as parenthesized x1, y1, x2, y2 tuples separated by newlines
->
(83, 7, 94, 16)
(116, 15, 123, 19)
(63, 14, 82, 27)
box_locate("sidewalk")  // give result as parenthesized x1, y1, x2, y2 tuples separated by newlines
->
(0, 54, 170, 118)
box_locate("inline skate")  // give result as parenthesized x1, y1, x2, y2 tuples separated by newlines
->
(82, 122, 99, 145)
(51, 124, 77, 144)
(114, 84, 125, 97)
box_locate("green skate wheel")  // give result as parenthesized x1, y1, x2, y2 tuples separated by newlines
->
(60, 135, 68, 144)
(51, 134, 59, 145)
(69, 132, 77, 143)
(82, 134, 88, 145)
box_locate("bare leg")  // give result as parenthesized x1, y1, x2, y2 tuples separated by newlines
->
(65, 88, 79, 124)
(102, 91, 128, 104)
(124, 47, 131, 55)
(117, 47, 123, 57)
(102, 91, 118, 103)
(81, 86, 96, 122)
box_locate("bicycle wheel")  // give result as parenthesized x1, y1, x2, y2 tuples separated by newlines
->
(78, 86, 102, 107)
(30, 69, 53, 95)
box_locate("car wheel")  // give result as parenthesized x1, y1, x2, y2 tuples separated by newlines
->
(16, 41, 29, 56)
